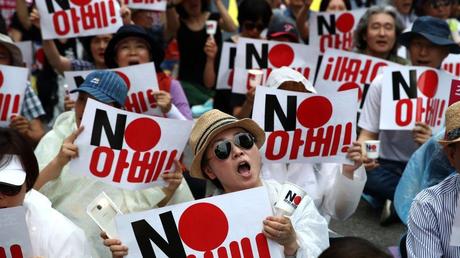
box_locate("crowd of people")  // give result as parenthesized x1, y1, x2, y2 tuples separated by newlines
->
(1, 0, 460, 257)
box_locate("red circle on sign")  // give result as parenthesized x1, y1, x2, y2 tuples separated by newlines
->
(178, 203, 229, 251)
(293, 196, 302, 205)
(338, 82, 363, 101)
(0, 71, 3, 88)
(336, 13, 354, 33)
(114, 71, 131, 90)
(124, 118, 161, 152)
(268, 44, 295, 68)
(70, 0, 92, 6)
(297, 96, 333, 128)
(417, 70, 438, 98)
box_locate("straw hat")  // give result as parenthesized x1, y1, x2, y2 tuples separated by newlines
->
(439, 101, 460, 146)
(189, 109, 265, 179)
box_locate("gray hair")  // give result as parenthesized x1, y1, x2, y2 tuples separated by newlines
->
(353, 5, 406, 56)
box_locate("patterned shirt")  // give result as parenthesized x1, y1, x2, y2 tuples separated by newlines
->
(22, 84, 46, 120)
(70, 59, 95, 71)
(407, 173, 460, 258)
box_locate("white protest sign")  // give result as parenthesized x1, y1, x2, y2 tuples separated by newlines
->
(14, 41, 33, 69)
(0, 65, 28, 127)
(232, 38, 319, 94)
(64, 62, 163, 116)
(122, 0, 167, 11)
(0, 206, 33, 258)
(116, 187, 283, 258)
(68, 99, 193, 190)
(216, 42, 237, 90)
(252, 86, 357, 164)
(308, 9, 366, 53)
(36, 0, 123, 40)
(315, 49, 402, 110)
(380, 66, 454, 133)
(442, 54, 460, 77)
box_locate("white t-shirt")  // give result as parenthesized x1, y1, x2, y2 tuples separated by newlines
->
(358, 74, 418, 162)
(24, 189, 92, 258)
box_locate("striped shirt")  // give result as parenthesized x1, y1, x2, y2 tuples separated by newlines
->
(407, 173, 460, 258)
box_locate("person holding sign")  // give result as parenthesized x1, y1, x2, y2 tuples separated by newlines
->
(33, 70, 194, 258)
(189, 109, 330, 257)
(406, 101, 460, 257)
(358, 16, 460, 225)
(260, 67, 366, 222)
(353, 5, 409, 65)
(0, 128, 91, 257)
(0, 34, 46, 146)
(104, 24, 192, 120)
(165, 0, 237, 106)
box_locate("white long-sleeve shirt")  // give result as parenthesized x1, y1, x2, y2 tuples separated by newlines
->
(261, 163, 366, 222)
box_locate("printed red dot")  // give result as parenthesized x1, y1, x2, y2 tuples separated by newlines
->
(114, 71, 131, 90)
(124, 118, 161, 152)
(0, 71, 3, 88)
(297, 96, 333, 128)
(336, 13, 354, 33)
(338, 82, 362, 101)
(35, 48, 45, 64)
(417, 70, 438, 98)
(293, 196, 302, 205)
(70, 0, 92, 6)
(178, 203, 229, 251)
(268, 44, 294, 68)
(111, 18, 117, 24)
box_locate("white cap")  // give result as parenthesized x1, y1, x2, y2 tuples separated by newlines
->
(0, 155, 26, 186)
(265, 67, 316, 93)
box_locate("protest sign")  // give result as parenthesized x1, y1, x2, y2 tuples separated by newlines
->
(216, 42, 237, 90)
(64, 62, 163, 116)
(309, 9, 366, 53)
(0, 65, 28, 127)
(252, 86, 357, 164)
(122, 0, 166, 11)
(14, 41, 33, 69)
(232, 38, 319, 94)
(315, 49, 402, 110)
(0, 207, 33, 258)
(442, 54, 460, 77)
(380, 66, 454, 132)
(116, 187, 283, 258)
(68, 99, 193, 190)
(449, 79, 460, 106)
(36, 0, 123, 39)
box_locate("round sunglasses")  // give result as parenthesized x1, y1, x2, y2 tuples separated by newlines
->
(211, 132, 256, 160)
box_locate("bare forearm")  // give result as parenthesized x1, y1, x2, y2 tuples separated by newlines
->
(215, 0, 237, 32)
(203, 58, 216, 89)
(34, 158, 63, 190)
(16, 0, 31, 30)
(165, 7, 180, 41)
(42, 40, 72, 74)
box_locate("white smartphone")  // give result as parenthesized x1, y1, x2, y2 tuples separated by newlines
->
(87, 192, 123, 239)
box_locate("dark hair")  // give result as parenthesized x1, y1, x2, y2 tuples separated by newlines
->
(319, 0, 352, 11)
(176, 0, 210, 19)
(0, 128, 39, 191)
(319, 237, 392, 258)
(354, 5, 405, 56)
(414, 0, 454, 16)
(79, 36, 96, 63)
(238, 0, 273, 30)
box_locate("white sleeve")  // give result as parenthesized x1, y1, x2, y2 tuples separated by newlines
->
(165, 104, 187, 120)
(320, 164, 366, 221)
(291, 195, 330, 258)
(358, 74, 383, 133)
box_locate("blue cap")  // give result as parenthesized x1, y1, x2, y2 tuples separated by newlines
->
(398, 16, 460, 54)
(70, 70, 128, 106)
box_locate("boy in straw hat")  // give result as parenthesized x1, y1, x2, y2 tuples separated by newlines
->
(406, 101, 460, 257)
(189, 109, 329, 257)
